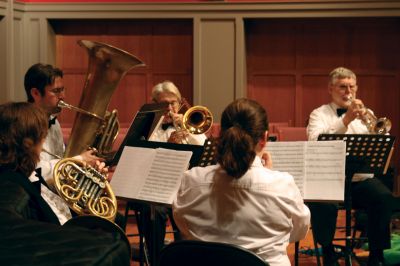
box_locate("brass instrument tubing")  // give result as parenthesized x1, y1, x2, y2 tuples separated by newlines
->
(58, 100, 105, 121)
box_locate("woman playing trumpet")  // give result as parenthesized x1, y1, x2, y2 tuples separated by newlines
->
(149, 80, 207, 145)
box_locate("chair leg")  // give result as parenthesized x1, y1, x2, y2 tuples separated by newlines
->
(294, 241, 299, 266)
(312, 232, 322, 266)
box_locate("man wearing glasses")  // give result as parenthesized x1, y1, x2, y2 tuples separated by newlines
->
(24, 63, 101, 187)
(149, 80, 206, 145)
(307, 67, 395, 266)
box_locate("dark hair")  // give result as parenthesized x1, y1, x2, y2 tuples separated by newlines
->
(0, 102, 48, 177)
(24, 63, 63, 103)
(217, 98, 269, 179)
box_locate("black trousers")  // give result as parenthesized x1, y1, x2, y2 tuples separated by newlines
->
(309, 178, 395, 251)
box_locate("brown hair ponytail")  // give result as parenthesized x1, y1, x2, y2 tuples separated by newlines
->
(217, 98, 268, 179)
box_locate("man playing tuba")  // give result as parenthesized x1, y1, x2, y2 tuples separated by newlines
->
(24, 63, 104, 223)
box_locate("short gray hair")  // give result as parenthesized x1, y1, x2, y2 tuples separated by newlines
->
(151, 81, 181, 102)
(329, 67, 356, 86)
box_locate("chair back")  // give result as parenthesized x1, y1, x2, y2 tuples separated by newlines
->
(158, 240, 268, 266)
(276, 127, 307, 141)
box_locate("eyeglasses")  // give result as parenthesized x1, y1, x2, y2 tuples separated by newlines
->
(160, 100, 181, 109)
(336, 84, 357, 92)
(49, 87, 65, 95)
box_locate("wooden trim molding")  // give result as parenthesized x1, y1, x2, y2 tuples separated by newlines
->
(13, 1, 400, 17)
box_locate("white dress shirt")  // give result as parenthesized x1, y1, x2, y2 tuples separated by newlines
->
(307, 102, 372, 181)
(37, 116, 65, 184)
(173, 156, 310, 266)
(28, 173, 72, 225)
(29, 115, 72, 224)
(149, 125, 207, 145)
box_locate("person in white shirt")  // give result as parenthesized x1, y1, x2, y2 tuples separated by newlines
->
(142, 81, 207, 263)
(307, 67, 395, 266)
(173, 98, 310, 266)
(23, 63, 102, 223)
(149, 80, 207, 145)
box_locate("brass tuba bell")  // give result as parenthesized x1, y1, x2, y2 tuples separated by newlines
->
(63, 40, 145, 159)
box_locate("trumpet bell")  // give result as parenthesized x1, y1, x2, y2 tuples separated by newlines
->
(374, 117, 392, 135)
(182, 106, 213, 135)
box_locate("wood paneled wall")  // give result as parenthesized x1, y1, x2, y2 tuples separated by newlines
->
(246, 17, 400, 169)
(52, 19, 193, 128)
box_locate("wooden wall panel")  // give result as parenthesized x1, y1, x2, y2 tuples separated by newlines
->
(302, 74, 331, 126)
(246, 20, 296, 72)
(52, 19, 193, 127)
(249, 75, 296, 125)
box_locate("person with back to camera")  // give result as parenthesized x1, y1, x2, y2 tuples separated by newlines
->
(0, 102, 108, 225)
(173, 98, 311, 266)
(307, 66, 396, 266)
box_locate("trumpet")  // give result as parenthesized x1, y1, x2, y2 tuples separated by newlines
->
(346, 96, 391, 134)
(170, 103, 213, 144)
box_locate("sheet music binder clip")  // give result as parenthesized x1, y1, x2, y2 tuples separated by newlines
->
(198, 138, 218, 167)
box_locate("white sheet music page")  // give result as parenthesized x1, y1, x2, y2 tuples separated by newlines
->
(305, 141, 345, 201)
(267, 142, 306, 197)
(265, 141, 345, 201)
(110, 147, 192, 205)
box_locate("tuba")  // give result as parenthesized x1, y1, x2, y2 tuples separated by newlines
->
(55, 40, 144, 221)
(63, 39, 145, 158)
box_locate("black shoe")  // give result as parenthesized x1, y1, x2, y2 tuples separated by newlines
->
(367, 257, 384, 266)
(322, 245, 339, 266)
(368, 249, 385, 266)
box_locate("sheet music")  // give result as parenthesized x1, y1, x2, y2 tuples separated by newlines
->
(266, 141, 345, 201)
(267, 142, 306, 196)
(110, 147, 192, 205)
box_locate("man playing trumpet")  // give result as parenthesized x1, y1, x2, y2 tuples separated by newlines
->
(149, 80, 207, 145)
(307, 67, 397, 266)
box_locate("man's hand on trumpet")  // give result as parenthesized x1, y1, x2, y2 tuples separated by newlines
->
(168, 129, 189, 144)
(343, 98, 367, 127)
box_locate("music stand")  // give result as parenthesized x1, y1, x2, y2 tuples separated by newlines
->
(110, 102, 168, 166)
(318, 134, 395, 266)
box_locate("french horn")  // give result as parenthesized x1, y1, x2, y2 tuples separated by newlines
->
(54, 158, 117, 221)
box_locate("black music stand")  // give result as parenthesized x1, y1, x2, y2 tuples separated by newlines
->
(318, 134, 395, 266)
(110, 102, 168, 166)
